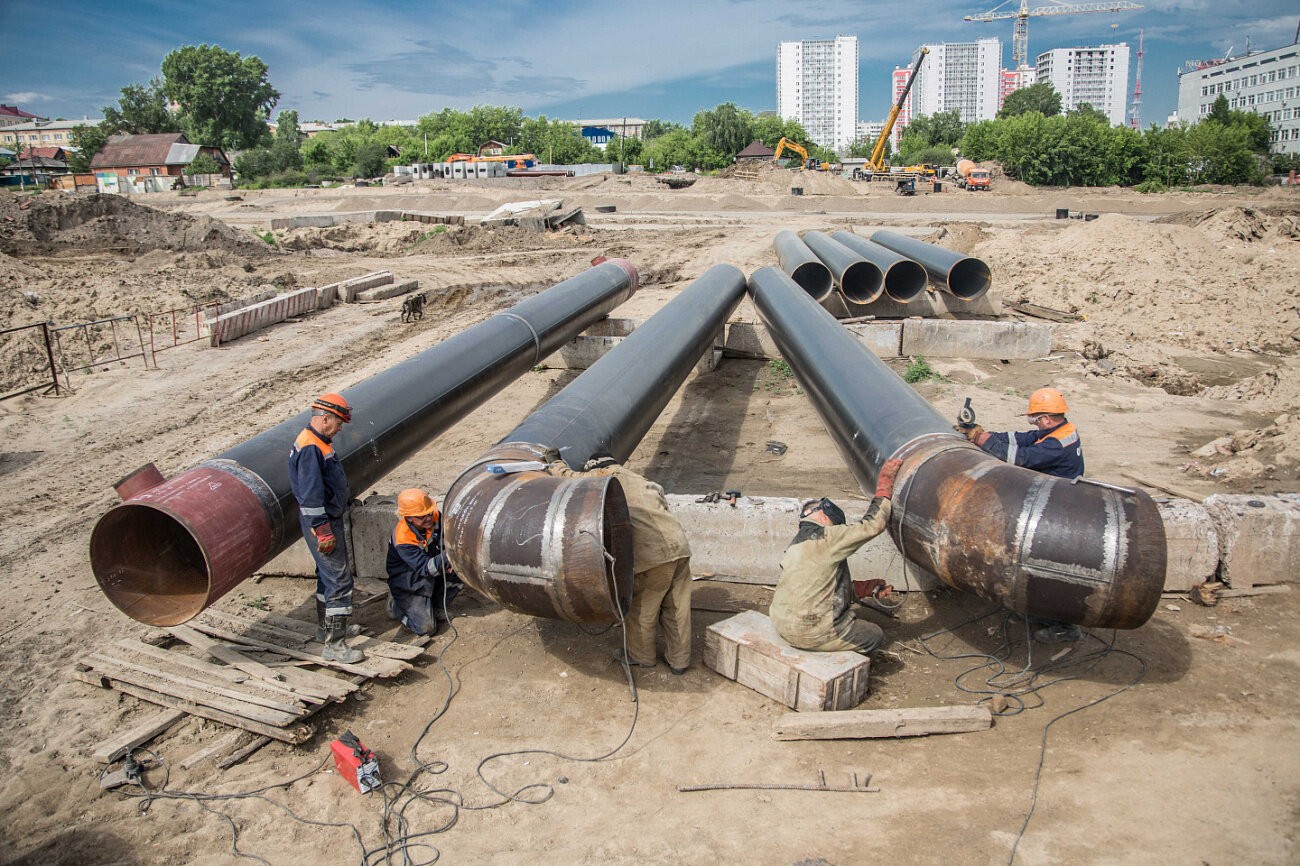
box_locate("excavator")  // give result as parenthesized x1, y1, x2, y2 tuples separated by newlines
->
(774, 137, 828, 171)
(855, 47, 931, 189)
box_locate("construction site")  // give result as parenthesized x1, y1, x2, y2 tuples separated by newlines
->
(1, 167, 1298, 866)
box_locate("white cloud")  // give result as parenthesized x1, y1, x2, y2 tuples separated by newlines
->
(3, 92, 51, 103)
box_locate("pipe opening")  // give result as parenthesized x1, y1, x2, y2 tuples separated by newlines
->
(90, 503, 210, 627)
(947, 258, 992, 300)
(839, 261, 884, 304)
(790, 262, 833, 301)
(883, 260, 928, 303)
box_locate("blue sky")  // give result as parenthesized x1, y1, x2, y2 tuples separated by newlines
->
(3, 1, 1298, 131)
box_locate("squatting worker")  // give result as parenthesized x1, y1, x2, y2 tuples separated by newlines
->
(289, 392, 365, 664)
(962, 387, 1084, 480)
(547, 453, 693, 674)
(962, 387, 1085, 643)
(386, 488, 461, 636)
(769, 458, 903, 655)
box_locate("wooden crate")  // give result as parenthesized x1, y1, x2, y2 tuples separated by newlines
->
(703, 610, 870, 712)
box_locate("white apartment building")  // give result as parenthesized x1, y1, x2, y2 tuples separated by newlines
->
(1036, 44, 1131, 126)
(1176, 42, 1300, 154)
(777, 35, 859, 152)
(891, 39, 1003, 147)
(855, 120, 885, 150)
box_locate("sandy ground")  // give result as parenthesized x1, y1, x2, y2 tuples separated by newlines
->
(0, 173, 1297, 866)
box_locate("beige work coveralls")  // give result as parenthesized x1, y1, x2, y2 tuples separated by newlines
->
(548, 462, 693, 669)
(769, 498, 892, 653)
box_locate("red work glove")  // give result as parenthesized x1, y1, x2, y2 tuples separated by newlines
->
(312, 524, 337, 555)
(874, 457, 903, 499)
(852, 579, 892, 601)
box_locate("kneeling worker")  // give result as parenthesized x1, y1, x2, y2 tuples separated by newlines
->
(547, 454, 693, 674)
(386, 488, 461, 636)
(770, 458, 903, 654)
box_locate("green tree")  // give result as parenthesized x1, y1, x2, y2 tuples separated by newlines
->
(959, 119, 1002, 162)
(642, 128, 706, 172)
(998, 82, 1062, 119)
(1067, 103, 1111, 124)
(66, 123, 108, 172)
(270, 109, 303, 171)
(640, 119, 682, 140)
(161, 44, 279, 149)
(184, 152, 222, 176)
(103, 78, 179, 135)
(904, 110, 965, 146)
(351, 140, 386, 178)
(692, 102, 753, 158)
(750, 115, 809, 150)
(1205, 94, 1271, 152)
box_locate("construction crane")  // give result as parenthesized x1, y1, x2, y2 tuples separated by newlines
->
(865, 47, 929, 175)
(965, 0, 1143, 69)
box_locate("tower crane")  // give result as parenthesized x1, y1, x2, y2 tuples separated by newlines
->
(965, 0, 1143, 69)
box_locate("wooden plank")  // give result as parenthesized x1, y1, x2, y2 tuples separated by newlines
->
(72, 670, 312, 744)
(89, 650, 308, 715)
(1218, 584, 1292, 599)
(186, 620, 410, 678)
(92, 709, 187, 763)
(118, 639, 329, 705)
(772, 706, 994, 741)
(180, 731, 245, 770)
(170, 625, 289, 683)
(254, 612, 424, 660)
(1120, 471, 1203, 503)
(219, 735, 273, 770)
(81, 654, 304, 725)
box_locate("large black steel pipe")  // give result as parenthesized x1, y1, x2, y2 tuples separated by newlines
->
(774, 230, 833, 302)
(748, 266, 1165, 629)
(831, 231, 928, 304)
(443, 264, 748, 622)
(91, 260, 639, 626)
(869, 229, 991, 301)
(801, 231, 884, 305)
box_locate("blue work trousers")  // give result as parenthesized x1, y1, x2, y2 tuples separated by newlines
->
(300, 514, 354, 616)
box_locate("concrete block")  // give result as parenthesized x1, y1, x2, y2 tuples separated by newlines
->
(259, 496, 403, 581)
(901, 319, 1052, 360)
(341, 271, 395, 303)
(542, 319, 721, 373)
(1203, 494, 1300, 588)
(356, 279, 420, 303)
(847, 288, 1004, 320)
(1154, 499, 1220, 591)
(665, 494, 938, 591)
(316, 284, 338, 309)
(209, 286, 319, 346)
(844, 322, 903, 358)
(723, 322, 780, 360)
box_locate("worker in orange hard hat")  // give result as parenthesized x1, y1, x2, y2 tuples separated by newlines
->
(962, 387, 1085, 643)
(385, 488, 461, 636)
(289, 392, 365, 663)
(962, 388, 1084, 481)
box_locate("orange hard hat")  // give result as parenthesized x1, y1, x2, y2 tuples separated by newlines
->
(397, 488, 439, 519)
(311, 392, 351, 422)
(1026, 388, 1068, 415)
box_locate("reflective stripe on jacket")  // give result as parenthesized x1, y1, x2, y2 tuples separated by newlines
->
(980, 420, 1084, 480)
(289, 426, 350, 527)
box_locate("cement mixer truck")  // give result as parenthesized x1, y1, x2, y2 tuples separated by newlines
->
(954, 159, 991, 191)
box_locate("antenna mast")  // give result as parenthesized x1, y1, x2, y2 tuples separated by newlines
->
(1128, 28, 1143, 129)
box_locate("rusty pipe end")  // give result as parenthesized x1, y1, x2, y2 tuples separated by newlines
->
(602, 258, 639, 294)
(944, 258, 992, 301)
(882, 259, 928, 303)
(442, 443, 634, 623)
(114, 462, 166, 501)
(90, 462, 277, 626)
(840, 260, 884, 305)
(888, 435, 1166, 630)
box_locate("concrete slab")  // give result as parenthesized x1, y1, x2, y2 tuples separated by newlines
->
(356, 279, 420, 303)
(844, 322, 903, 358)
(341, 271, 395, 303)
(541, 320, 722, 373)
(209, 287, 319, 346)
(1203, 493, 1300, 588)
(900, 318, 1053, 360)
(1155, 499, 1221, 591)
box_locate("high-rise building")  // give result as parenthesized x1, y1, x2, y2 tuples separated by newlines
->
(777, 36, 859, 153)
(1176, 42, 1300, 154)
(890, 39, 1004, 147)
(1035, 44, 1131, 126)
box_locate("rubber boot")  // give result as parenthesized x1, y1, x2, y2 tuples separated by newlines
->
(316, 599, 362, 643)
(322, 615, 365, 663)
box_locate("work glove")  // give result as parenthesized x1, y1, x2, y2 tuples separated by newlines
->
(960, 424, 985, 444)
(312, 524, 337, 555)
(852, 578, 892, 602)
(874, 457, 903, 499)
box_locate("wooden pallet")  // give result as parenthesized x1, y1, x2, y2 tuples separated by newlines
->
(76, 611, 425, 753)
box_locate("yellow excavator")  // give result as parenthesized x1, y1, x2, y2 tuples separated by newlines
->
(774, 137, 828, 171)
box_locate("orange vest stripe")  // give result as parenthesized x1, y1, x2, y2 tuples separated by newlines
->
(294, 427, 334, 457)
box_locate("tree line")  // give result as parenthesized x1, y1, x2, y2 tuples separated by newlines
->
(54, 46, 1294, 189)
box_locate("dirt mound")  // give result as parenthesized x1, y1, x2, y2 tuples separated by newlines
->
(0, 191, 275, 257)
(1183, 411, 1300, 486)
(922, 222, 992, 254)
(1158, 205, 1300, 243)
(975, 209, 1300, 355)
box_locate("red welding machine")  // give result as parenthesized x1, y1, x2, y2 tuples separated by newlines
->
(330, 731, 382, 793)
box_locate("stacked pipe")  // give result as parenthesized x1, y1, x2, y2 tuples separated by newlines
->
(869, 229, 991, 301)
(442, 264, 748, 623)
(90, 260, 639, 626)
(747, 266, 1166, 630)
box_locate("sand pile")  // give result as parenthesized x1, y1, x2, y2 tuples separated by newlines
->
(0, 191, 274, 257)
(975, 208, 1300, 355)
(1182, 409, 1300, 485)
